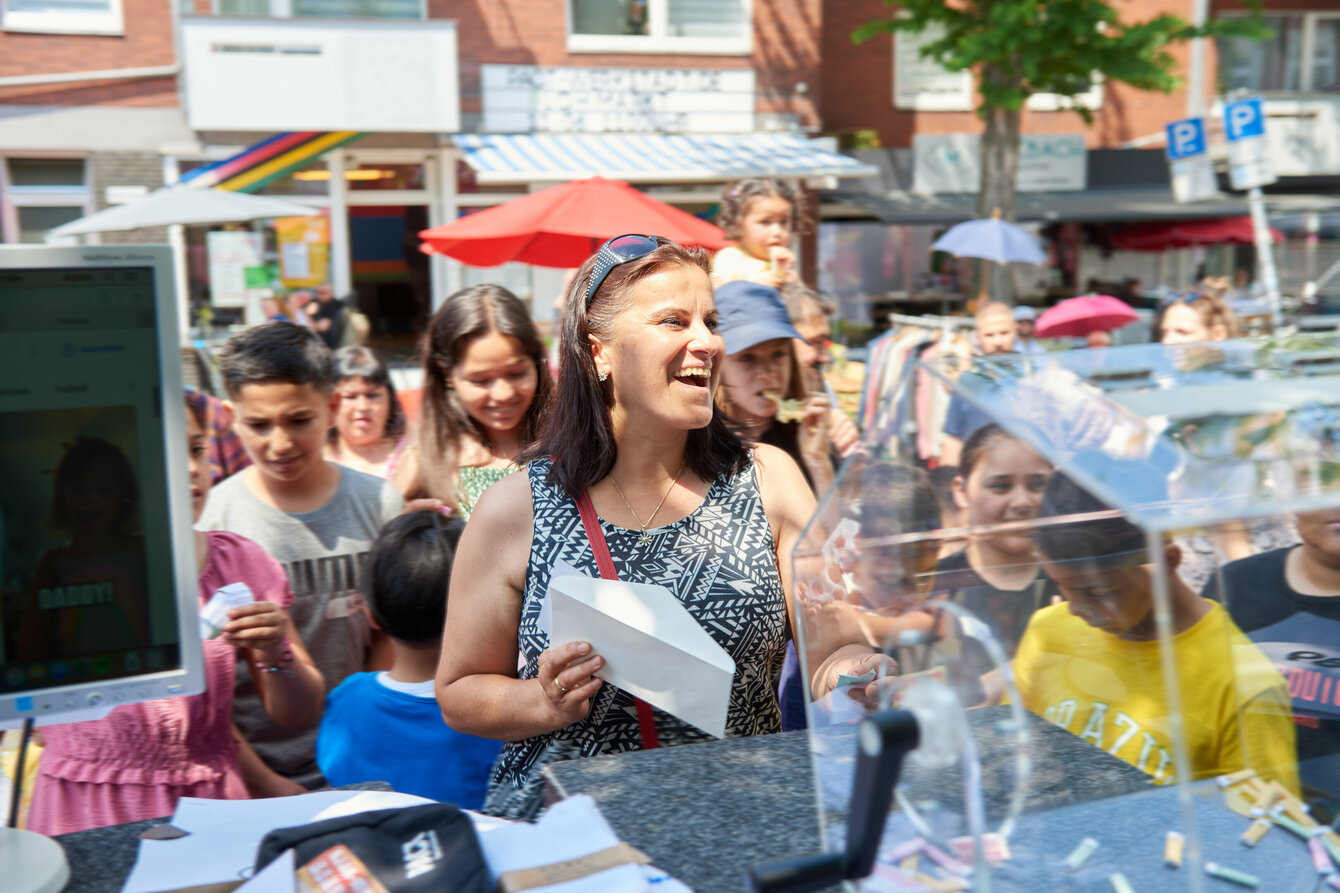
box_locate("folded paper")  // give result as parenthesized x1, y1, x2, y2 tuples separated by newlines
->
(547, 574, 735, 739)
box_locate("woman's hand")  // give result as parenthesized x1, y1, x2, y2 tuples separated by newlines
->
(820, 647, 898, 706)
(827, 408, 860, 457)
(223, 601, 286, 663)
(798, 396, 834, 470)
(537, 641, 604, 728)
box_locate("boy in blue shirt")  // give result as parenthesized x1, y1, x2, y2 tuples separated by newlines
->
(317, 511, 501, 807)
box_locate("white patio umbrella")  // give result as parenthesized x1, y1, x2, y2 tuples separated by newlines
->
(50, 186, 318, 236)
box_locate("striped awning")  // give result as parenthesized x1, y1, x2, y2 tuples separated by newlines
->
(181, 131, 366, 193)
(455, 133, 878, 185)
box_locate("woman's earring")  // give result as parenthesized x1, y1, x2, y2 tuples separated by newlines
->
(598, 370, 609, 382)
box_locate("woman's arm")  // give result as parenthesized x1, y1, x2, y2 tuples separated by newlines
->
(226, 604, 325, 730)
(436, 473, 604, 741)
(755, 444, 888, 700)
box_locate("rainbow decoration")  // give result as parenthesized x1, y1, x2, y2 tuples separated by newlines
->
(181, 131, 366, 193)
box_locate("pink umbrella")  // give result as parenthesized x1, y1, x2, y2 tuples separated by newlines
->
(1035, 295, 1138, 339)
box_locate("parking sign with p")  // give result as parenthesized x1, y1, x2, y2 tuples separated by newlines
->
(1165, 117, 1206, 160)
(1225, 97, 1266, 142)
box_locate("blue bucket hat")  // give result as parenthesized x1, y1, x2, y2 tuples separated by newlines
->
(715, 281, 804, 355)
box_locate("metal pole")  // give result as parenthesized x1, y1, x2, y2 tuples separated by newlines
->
(1247, 186, 1282, 328)
(1187, 0, 1210, 117)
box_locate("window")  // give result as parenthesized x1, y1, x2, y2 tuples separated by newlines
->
(1218, 13, 1340, 94)
(214, 0, 422, 18)
(1, 157, 92, 244)
(568, 0, 750, 54)
(0, 0, 123, 34)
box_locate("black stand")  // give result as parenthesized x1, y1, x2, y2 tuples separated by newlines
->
(744, 710, 920, 893)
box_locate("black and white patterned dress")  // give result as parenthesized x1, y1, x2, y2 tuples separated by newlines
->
(483, 456, 788, 819)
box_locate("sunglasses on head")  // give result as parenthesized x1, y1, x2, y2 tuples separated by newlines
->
(1162, 291, 1201, 306)
(585, 234, 669, 309)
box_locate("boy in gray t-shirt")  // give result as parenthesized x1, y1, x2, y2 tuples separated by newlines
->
(198, 323, 403, 790)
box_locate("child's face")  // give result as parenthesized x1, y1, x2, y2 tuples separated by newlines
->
(331, 376, 391, 448)
(954, 439, 1049, 554)
(738, 195, 793, 261)
(722, 337, 793, 424)
(1041, 557, 1157, 639)
(186, 409, 211, 523)
(225, 381, 332, 487)
(855, 542, 940, 612)
(1295, 508, 1340, 567)
(448, 331, 538, 439)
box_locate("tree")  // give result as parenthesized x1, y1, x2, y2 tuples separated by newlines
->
(855, 0, 1267, 302)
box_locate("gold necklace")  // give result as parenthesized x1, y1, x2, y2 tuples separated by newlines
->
(609, 459, 686, 546)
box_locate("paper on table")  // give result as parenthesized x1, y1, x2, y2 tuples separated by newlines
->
(231, 849, 293, 893)
(121, 790, 435, 893)
(476, 794, 644, 893)
(547, 574, 735, 738)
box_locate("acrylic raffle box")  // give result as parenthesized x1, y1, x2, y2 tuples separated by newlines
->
(793, 336, 1340, 891)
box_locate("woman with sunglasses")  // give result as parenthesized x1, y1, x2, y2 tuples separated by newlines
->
(436, 235, 884, 819)
(1159, 289, 1240, 344)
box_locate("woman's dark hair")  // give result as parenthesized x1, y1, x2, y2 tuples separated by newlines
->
(218, 321, 333, 399)
(363, 511, 466, 644)
(957, 423, 1023, 481)
(50, 437, 138, 533)
(329, 346, 406, 443)
(416, 284, 554, 508)
(716, 177, 803, 241)
(522, 240, 750, 498)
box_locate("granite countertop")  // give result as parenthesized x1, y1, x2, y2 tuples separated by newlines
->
(545, 708, 1153, 893)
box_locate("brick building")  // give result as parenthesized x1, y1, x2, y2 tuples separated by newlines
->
(1, 0, 873, 334)
(813, 0, 1340, 321)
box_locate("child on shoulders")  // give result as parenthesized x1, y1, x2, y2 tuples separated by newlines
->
(317, 511, 501, 807)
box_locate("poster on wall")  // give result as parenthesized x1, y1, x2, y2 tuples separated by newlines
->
(275, 216, 330, 289)
(206, 231, 264, 308)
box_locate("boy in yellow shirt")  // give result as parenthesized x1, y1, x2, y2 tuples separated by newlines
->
(1013, 469, 1299, 794)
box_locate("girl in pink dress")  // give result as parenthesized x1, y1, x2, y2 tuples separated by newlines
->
(27, 398, 325, 835)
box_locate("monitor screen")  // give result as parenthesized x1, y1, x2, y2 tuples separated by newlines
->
(0, 245, 203, 724)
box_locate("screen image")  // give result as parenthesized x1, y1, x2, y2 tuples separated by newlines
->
(0, 256, 191, 710)
(0, 406, 179, 692)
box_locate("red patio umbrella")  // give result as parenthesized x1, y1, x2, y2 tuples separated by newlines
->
(1112, 216, 1282, 252)
(419, 176, 729, 267)
(1035, 294, 1139, 339)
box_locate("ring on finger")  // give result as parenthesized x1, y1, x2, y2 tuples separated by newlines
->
(555, 679, 568, 696)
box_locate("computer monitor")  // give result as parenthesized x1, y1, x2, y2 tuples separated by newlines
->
(0, 244, 205, 728)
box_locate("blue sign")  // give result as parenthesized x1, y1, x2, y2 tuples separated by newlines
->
(1224, 97, 1266, 142)
(1165, 117, 1207, 159)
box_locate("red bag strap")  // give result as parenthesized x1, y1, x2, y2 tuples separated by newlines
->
(573, 490, 659, 750)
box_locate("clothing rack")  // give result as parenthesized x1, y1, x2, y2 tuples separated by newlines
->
(887, 311, 976, 331)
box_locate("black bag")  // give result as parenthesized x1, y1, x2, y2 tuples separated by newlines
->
(254, 803, 491, 893)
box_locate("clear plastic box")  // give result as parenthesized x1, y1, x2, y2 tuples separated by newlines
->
(794, 336, 1340, 891)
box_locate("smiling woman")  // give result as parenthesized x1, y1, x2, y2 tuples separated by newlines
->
(435, 236, 884, 819)
(413, 285, 553, 518)
(324, 346, 417, 500)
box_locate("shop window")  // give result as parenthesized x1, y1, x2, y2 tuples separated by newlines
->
(1, 0, 123, 34)
(1218, 13, 1340, 94)
(16, 206, 83, 243)
(347, 163, 425, 191)
(256, 160, 331, 197)
(1, 157, 91, 244)
(568, 0, 750, 54)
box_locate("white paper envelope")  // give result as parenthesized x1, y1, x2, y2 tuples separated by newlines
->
(547, 575, 736, 739)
